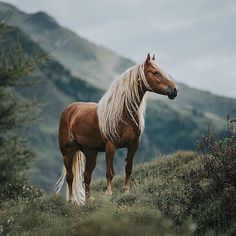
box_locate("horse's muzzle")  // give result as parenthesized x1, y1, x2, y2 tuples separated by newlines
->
(167, 88, 178, 100)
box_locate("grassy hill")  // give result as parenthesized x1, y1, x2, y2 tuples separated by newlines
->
(1, 145, 235, 235)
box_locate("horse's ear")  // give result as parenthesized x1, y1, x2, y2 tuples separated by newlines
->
(152, 54, 155, 61)
(145, 53, 151, 64)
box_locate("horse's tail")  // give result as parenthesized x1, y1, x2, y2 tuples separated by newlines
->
(55, 151, 85, 205)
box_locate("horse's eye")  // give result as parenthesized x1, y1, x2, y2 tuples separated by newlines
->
(153, 71, 160, 76)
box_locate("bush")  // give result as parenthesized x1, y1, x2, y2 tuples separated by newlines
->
(197, 129, 236, 233)
(0, 183, 42, 204)
(199, 130, 236, 189)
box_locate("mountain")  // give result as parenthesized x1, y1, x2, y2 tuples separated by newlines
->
(1, 2, 236, 190)
(1, 1, 235, 120)
(0, 2, 134, 89)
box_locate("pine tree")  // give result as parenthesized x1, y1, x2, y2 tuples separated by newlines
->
(0, 19, 46, 186)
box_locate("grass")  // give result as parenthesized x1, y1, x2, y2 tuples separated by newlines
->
(0, 194, 178, 236)
(0, 147, 235, 235)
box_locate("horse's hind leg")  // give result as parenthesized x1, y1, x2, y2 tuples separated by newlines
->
(63, 148, 77, 202)
(83, 150, 98, 200)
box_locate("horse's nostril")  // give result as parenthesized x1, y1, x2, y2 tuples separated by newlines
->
(172, 88, 177, 97)
(166, 87, 177, 98)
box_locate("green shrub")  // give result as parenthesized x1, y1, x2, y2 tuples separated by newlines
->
(197, 129, 236, 233)
(0, 183, 42, 204)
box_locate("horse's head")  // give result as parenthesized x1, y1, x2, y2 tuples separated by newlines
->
(144, 53, 178, 100)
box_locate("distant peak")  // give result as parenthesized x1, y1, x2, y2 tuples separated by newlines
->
(26, 11, 59, 29)
(0, 1, 15, 7)
(32, 11, 53, 19)
(0, 1, 18, 10)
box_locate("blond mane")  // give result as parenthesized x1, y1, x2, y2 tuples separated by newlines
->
(97, 64, 151, 141)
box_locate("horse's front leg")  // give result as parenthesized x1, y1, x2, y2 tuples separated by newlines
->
(123, 140, 139, 194)
(105, 140, 116, 195)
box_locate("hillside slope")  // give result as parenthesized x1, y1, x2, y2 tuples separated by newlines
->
(1, 148, 235, 235)
(0, 2, 134, 88)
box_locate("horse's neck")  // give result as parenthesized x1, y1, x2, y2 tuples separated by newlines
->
(137, 80, 147, 105)
(133, 81, 146, 110)
(123, 80, 147, 126)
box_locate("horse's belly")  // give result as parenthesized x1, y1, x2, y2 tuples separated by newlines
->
(75, 128, 137, 151)
(76, 133, 106, 151)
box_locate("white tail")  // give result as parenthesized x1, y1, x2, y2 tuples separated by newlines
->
(55, 151, 85, 205)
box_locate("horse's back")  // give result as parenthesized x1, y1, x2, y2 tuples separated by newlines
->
(60, 102, 97, 122)
(64, 102, 97, 112)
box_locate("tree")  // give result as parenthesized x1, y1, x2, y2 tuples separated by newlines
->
(0, 19, 46, 186)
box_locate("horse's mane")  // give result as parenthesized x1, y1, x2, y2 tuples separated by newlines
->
(97, 64, 151, 140)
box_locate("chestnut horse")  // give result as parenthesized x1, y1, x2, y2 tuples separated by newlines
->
(55, 54, 178, 204)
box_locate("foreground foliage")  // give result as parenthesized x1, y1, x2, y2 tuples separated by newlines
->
(1, 130, 235, 235)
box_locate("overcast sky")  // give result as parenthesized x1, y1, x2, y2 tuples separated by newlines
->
(3, 0, 236, 98)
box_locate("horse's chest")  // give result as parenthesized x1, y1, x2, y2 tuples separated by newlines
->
(117, 126, 141, 147)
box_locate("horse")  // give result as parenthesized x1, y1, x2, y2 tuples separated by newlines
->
(55, 53, 178, 205)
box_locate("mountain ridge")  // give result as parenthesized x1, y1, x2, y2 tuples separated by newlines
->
(0, 1, 134, 88)
(1, 1, 235, 102)
(1, 1, 235, 119)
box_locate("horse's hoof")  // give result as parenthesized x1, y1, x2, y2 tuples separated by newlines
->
(68, 198, 74, 204)
(122, 187, 130, 194)
(86, 196, 95, 201)
(105, 190, 112, 196)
